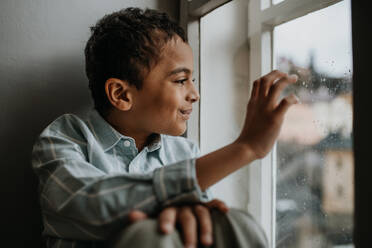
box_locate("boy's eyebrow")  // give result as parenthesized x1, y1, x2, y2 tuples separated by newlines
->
(167, 67, 192, 76)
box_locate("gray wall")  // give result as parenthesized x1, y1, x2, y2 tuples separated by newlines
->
(0, 0, 178, 246)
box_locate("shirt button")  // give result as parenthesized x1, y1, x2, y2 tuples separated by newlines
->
(123, 140, 131, 147)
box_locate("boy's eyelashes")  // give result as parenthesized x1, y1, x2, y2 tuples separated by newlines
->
(174, 78, 196, 85)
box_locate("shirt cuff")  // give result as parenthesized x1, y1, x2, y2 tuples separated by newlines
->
(153, 158, 211, 206)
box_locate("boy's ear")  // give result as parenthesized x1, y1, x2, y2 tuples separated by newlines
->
(105, 78, 133, 111)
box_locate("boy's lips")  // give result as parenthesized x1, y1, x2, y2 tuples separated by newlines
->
(179, 109, 192, 115)
(179, 109, 192, 120)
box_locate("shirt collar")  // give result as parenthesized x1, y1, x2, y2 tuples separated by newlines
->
(146, 133, 162, 152)
(86, 110, 162, 153)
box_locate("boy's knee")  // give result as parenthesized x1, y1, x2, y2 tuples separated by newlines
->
(109, 210, 268, 248)
(108, 219, 183, 248)
(211, 208, 269, 247)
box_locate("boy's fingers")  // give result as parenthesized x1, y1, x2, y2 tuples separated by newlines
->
(268, 74, 298, 105)
(275, 93, 299, 116)
(205, 199, 229, 213)
(158, 207, 177, 234)
(178, 206, 197, 248)
(128, 210, 148, 223)
(250, 80, 260, 102)
(193, 205, 213, 246)
(260, 70, 288, 97)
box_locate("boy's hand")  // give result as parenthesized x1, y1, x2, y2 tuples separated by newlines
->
(128, 199, 228, 248)
(236, 70, 299, 159)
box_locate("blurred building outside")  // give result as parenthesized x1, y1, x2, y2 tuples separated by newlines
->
(276, 54, 353, 248)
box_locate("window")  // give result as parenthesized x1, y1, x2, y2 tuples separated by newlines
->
(181, 0, 353, 246)
(273, 1, 353, 247)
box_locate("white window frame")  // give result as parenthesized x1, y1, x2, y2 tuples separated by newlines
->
(181, 0, 343, 247)
(247, 0, 342, 246)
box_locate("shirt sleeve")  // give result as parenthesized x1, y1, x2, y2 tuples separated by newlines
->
(32, 131, 208, 241)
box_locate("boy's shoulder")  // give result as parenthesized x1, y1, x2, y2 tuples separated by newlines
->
(40, 113, 87, 135)
(160, 134, 200, 157)
(161, 134, 196, 146)
(37, 111, 201, 157)
(36, 113, 94, 147)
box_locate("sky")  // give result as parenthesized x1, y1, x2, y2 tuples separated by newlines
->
(273, 0, 352, 78)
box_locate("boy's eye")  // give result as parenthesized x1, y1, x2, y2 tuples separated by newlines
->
(174, 79, 187, 85)
(174, 78, 196, 85)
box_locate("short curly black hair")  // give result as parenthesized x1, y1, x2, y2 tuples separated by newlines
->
(85, 7, 187, 117)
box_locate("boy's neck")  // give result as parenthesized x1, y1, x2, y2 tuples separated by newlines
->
(104, 111, 152, 152)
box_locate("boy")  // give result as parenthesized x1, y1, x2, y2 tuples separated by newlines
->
(32, 7, 298, 248)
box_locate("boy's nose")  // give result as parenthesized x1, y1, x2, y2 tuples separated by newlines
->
(187, 83, 200, 103)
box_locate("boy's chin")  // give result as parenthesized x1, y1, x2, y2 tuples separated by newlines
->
(164, 125, 187, 136)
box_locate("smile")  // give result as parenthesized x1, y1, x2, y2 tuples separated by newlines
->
(179, 109, 192, 120)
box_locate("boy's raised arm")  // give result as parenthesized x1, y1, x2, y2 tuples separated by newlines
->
(196, 70, 299, 190)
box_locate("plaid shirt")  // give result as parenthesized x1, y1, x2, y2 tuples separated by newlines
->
(32, 110, 211, 248)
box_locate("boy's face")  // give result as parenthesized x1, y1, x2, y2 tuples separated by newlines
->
(130, 35, 199, 136)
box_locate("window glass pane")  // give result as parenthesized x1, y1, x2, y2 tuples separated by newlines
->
(272, 0, 285, 5)
(200, 0, 250, 209)
(273, 1, 353, 247)
(261, 0, 271, 10)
